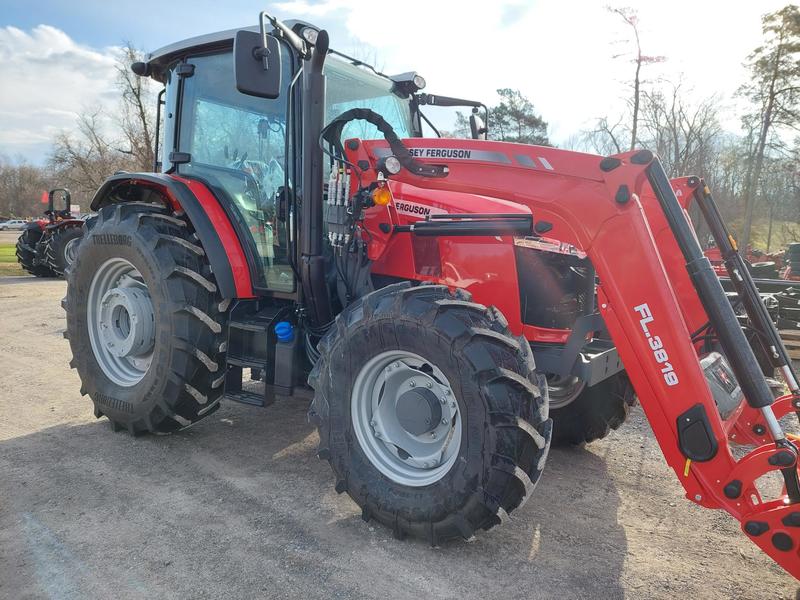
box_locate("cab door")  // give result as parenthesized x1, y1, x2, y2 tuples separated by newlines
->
(171, 49, 296, 294)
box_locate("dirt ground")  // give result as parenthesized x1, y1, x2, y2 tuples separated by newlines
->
(0, 276, 797, 600)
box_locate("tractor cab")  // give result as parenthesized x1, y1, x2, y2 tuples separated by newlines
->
(137, 21, 486, 297)
(44, 188, 74, 222)
(139, 23, 423, 295)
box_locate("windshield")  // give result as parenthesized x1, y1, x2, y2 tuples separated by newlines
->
(325, 57, 413, 141)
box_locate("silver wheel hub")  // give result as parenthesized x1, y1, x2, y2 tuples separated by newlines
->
(87, 258, 155, 387)
(351, 350, 461, 487)
(98, 286, 155, 359)
(63, 237, 80, 266)
(546, 374, 586, 409)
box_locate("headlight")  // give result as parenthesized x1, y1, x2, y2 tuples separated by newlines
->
(390, 71, 426, 96)
(379, 155, 402, 176)
(301, 27, 319, 44)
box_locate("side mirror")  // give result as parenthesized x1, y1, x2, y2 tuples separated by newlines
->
(234, 29, 282, 99)
(469, 109, 487, 140)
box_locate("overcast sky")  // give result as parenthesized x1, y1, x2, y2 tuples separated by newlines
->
(0, 0, 787, 164)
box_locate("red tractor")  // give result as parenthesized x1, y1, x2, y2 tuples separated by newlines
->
(782, 243, 800, 281)
(16, 188, 84, 277)
(63, 14, 800, 579)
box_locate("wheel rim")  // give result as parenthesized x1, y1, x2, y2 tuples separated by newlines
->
(63, 236, 80, 266)
(351, 350, 462, 487)
(546, 374, 586, 410)
(87, 257, 155, 387)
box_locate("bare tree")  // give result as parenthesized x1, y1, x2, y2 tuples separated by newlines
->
(582, 116, 627, 155)
(637, 81, 722, 177)
(0, 157, 56, 218)
(116, 42, 156, 171)
(49, 109, 132, 197)
(609, 7, 666, 150)
(48, 42, 158, 202)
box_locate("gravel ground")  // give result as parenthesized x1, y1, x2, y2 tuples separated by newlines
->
(1, 276, 797, 599)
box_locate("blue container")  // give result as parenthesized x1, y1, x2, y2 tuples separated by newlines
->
(275, 321, 294, 343)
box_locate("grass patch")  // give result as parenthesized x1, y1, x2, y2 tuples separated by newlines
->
(727, 219, 799, 253)
(0, 242, 24, 276)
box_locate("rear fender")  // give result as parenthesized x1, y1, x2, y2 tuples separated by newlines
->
(45, 219, 84, 231)
(23, 220, 47, 232)
(89, 172, 254, 299)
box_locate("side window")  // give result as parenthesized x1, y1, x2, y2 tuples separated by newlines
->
(178, 50, 294, 293)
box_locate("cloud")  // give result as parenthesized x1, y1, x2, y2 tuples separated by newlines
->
(0, 25, 119, 163)
(275, 0, 786, 142)
(0, 4, 787, 162)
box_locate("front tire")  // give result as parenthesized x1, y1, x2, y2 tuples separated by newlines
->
(309, 283, 552, 543)
(63, 202, 227, 434)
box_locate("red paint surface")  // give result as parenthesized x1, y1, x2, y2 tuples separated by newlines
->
(169, 175, 255, 298)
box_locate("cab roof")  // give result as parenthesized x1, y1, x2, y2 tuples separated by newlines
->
(144, 20, 312, 82)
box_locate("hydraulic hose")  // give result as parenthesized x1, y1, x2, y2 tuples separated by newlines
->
(320, 108, 448, 178)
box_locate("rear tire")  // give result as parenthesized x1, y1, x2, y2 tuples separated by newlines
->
(309, 283, 552, 543)
(43, 223, 84, 276)
(748, 261, 778, 279)
(16, 227, 56, 277)
(549, 372, 635, 446)
(63, 202, 227, 434)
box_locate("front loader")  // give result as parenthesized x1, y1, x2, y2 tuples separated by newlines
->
(62, 13, 800, 579)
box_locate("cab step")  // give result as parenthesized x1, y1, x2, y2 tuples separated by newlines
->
(222, 304, 299, 407)
(224, 388, 268, 407)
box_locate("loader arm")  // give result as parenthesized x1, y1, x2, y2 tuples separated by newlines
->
(650, 176, 800, 446)
(343, 136, 800, 579)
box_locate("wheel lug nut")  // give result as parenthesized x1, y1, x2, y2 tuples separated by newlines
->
(409, 381, 416, 388)
(441, 418, 448, 425)
(440, 397, 446, 404)
(430, 432, 436, 439)
(444, 389, 450, 396)
(394, 362, 400, 368)
(426, 382, 432, 388)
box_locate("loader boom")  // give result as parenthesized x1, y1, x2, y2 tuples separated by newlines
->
(343, 135, 800, 578)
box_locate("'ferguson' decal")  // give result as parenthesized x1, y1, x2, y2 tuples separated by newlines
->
(408, 148, 472, 159)
(373, 146, 511, 164)
(394, 201, 446, 218)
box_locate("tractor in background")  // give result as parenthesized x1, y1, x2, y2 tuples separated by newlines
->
(782, 243, 800, 282)
(16, 188, 84, 277)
